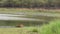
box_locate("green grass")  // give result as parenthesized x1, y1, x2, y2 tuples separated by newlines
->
(0, 27, 40, 34)
(40, 19, 60, 34)
(0, 8, 40, 14)
(0, 8, 60, 14)
(0, 20, 60, 34)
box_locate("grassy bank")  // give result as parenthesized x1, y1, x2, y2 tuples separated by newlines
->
(0, 20, 60, 34)
(0, 8, 60, 14)
(40, 19, 60, 34)
(0, 26, 40, 34)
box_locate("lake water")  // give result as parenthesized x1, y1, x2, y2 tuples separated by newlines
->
(0, 13, 60, 21)
(0, 14, 41, 21)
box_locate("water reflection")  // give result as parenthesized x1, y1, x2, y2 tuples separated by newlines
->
(0, 14, 41, 21)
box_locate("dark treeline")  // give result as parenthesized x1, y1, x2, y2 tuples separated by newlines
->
(0, 0, 60, 8)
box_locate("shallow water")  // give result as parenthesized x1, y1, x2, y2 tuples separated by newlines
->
(0, 14, 41, 21)
(31, 13, 60, 17)
(0, 13, 60, 21)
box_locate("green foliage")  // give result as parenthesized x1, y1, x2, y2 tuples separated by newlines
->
(0, 0, 60, 8)
(40, 20, 60, 34)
